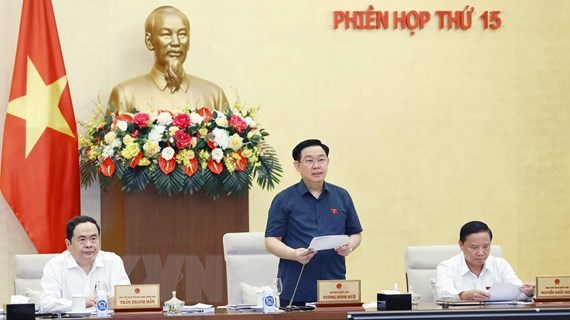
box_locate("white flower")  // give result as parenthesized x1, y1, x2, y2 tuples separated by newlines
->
(228, 133, 244, 151)
(244, 116, 256, 128)
(143, 140, 160, 155)
(190, 113, 204, 125)
(148, 125, 166, 141)
(211, 148, 224, 162)
(215, 117, 228, 127)
(212, 127, 230, 149)
(101, 145, 115, 158)
(156, 112, 173, 125)
(161, 147, 175, 160)
(104, 131, 116, 144)
(116, 120, 128, 132)
(110, 139, 122, 149)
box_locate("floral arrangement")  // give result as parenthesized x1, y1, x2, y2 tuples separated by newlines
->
(78, 103, 282, 198)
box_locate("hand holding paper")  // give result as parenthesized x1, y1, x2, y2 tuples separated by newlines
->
(308, 235, 349, 251)
(486, 283, 522, 301)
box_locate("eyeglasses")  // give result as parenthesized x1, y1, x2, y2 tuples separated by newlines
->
(300, 158, 328, 168)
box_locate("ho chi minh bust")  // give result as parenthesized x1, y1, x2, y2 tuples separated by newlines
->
(108, 6, 228, 112)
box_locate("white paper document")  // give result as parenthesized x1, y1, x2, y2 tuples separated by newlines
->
(308, 235, 349, 251)
(486, 283, 522, 301)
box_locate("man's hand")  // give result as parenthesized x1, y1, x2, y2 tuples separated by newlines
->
(292, 248, 317, 264)
(459, 289, 490, 301)
(107, 295, 115, 309)
(335, 244, 352, 257)
(520, 283, 536, 297)
(86, 295, 97, 308)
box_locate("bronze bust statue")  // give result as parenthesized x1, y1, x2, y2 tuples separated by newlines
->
(109, 6, 228, 112)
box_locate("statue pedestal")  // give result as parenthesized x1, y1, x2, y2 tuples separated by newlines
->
(100, 184, 249, 305)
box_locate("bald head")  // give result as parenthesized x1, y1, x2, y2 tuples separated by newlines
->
(145, 6, 189, 34)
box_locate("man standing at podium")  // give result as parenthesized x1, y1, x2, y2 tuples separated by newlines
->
(109, 6, 228, 112)
(40, 216, 130, 312)
(436, 221, 535, 301)
(265, 139, 363, 307)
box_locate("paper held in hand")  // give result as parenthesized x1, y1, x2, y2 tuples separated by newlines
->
(309, 235, 349, 251)
(486, 283, 522, 301)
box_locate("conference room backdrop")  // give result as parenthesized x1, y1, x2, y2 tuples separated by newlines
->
(1, 0, 569, 304)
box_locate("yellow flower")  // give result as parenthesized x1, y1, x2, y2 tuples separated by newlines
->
(79, 136, 93, 148)
(199, 149, 210, 158)
(122, 135, 134, 144)
(199, 128, 208, 136)
(169, 126, 180, 135)
(176, 149, 196, 166)
(241, 148, 253, 158)
(138, 158, 151, 166)
(120, 142, 140, 160)
(88, 148, 100, 161)
(223, 156, 236, 173)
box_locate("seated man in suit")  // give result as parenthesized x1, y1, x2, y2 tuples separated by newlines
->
(40, 216, 130, 312)
(436, 220, 535, 301)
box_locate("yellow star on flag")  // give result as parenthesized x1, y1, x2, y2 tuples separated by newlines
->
(7, 57, 75, 157)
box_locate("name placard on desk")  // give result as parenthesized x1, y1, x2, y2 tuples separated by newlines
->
(536, 276, 570, 301)
(317, 280, 361, 303)
(114, 284, 161, 311)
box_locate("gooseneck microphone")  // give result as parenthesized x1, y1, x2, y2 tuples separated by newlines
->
(285, 250, 313, 312)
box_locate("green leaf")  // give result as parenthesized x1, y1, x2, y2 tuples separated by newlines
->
(222, 169, 252, 196)
(202, 169, 225, 199)
(183, 168, 205, 195)
(254, 144, 283, 190)
(152, 165, 185, 196)
(79, 158, 98, 188)
(121, 166, 151, 193)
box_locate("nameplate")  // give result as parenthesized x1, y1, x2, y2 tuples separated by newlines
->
(317, 280, 361, 303)
(114, 284, 161, 311)
(536, 276, 570, 300)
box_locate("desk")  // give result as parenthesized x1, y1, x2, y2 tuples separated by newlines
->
(110, 310, 347, 320)
(349, 303, 570, 319)
(62, 304, 570, 320)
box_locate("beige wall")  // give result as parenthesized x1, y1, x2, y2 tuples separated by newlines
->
(1, 0, 570, 304)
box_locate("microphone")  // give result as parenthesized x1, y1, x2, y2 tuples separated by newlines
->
(285, 249, 313, 312)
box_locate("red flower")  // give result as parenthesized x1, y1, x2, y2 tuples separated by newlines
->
(133, 112, 151, 128)
(174, 131, 191, 149)
(197, 107, 213, 122)
(207, 158, 223, 175)
(229, 114, 248, 134)
(131, 130, 140, 138)
(184, 157, 199, 177)
(233, 151, 248, 172)
(173, 113, 191, 129)
(159, 157, 176, 175)
(129, 151, 143, 168)
(100, 157, 115, 177)
(115, 113, 134, 122)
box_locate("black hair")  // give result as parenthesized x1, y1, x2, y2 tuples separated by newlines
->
(459, 220, 493, 243)
(292, 139, 330, 161)
(66, 216, 101, 242)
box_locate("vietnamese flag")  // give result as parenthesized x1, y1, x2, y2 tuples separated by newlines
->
(0, 0, 79, 253)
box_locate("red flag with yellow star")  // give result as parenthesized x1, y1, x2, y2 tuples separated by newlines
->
(0, 0, 79, 253)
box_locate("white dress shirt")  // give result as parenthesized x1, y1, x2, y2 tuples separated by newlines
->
(40, 251, 130, 312)
(436, 253, 525, 300)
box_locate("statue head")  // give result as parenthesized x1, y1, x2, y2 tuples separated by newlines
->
(144, 6, 190, 92)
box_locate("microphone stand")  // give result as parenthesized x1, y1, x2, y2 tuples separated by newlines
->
(285, 252, 311, 312)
